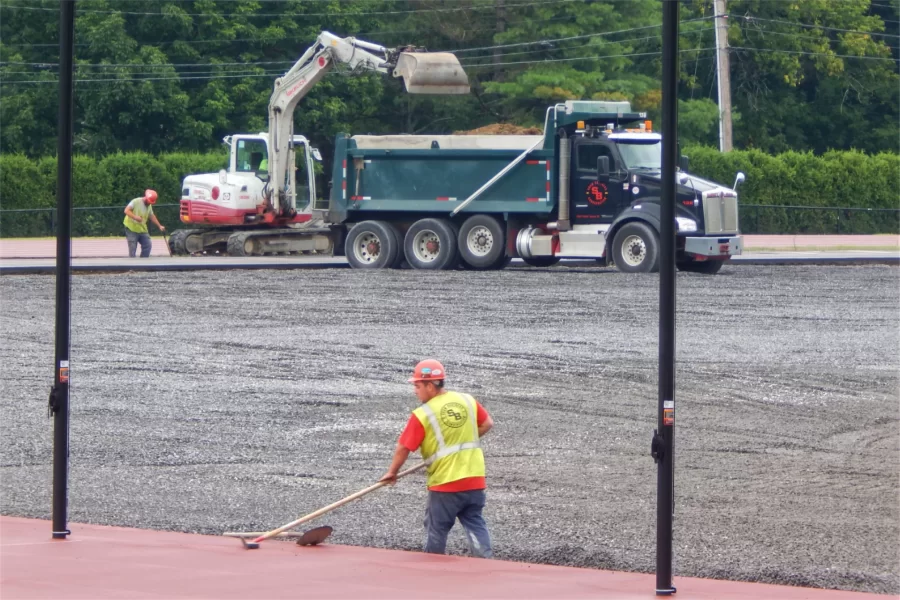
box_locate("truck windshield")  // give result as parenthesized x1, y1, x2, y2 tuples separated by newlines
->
(617, 141, 661, 170)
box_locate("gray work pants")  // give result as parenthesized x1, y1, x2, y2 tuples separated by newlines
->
(125, 229, 152, 258)
(424, 489, 493, 558)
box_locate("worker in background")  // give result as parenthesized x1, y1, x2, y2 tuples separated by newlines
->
(123, 189, 165, 258)
(381, 359, 494, 558)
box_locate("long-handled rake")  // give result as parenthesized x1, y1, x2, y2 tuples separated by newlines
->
(161, 229, 172, 257)
(224, 462, 426, 550)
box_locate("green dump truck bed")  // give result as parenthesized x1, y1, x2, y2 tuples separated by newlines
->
(328, 133, 556, 222)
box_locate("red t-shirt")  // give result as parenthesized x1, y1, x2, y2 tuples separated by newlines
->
(399, 397, 489, 492)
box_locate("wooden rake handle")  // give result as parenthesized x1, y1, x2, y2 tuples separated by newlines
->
(248, 462, 426, 545)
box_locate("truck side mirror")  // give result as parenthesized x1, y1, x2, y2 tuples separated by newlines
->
(733, 171, 746, 189)
(679, 155, 689, 172)
(597, 156, 610, 183)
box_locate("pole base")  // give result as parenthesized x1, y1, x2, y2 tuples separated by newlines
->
(52, 530, 71, 539)
(655, 587, 677, 596)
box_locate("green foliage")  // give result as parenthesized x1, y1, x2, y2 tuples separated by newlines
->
(0, 151, 224, 236)
(684, 145, 900, 233)
(0, 0, 896, 161)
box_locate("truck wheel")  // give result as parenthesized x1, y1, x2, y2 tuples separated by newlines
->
(388, 223, 406, 269)
(612, 222, 659, 273)
(345, 221, 399, 269)
(457, 215, 505, 269)
(404, 218, 458, 270)
(677, 259, 725, 274)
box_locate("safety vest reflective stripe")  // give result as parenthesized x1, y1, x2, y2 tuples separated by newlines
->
(421, 393, 480, 467)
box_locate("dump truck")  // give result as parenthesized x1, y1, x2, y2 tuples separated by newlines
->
(173, 38, 744, 273)
(326, 100, 744, 273)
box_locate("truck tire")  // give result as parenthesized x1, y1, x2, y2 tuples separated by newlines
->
(404, 218, 458, 270)
(522, 256, 560, 268)
(345, 221, 399, 269)
(457, 215, 505, 269)
(677, 259, 725, 274)
(388, 223, 406, 269)
(611, 222, 659, 273)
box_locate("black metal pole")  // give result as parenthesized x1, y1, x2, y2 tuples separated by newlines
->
(50, 0, 75, 540)
(654, 0, 679, 595)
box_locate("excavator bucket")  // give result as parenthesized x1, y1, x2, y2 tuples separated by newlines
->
(393, 52, 470, 95)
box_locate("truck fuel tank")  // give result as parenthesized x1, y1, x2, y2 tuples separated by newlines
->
(393, 53, 470, 95)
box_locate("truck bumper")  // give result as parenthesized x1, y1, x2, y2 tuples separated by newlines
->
(684, 235, 742, 259)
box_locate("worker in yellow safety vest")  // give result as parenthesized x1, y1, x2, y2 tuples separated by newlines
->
(123, 189, 165, 257)
(381, 359, 494, 558)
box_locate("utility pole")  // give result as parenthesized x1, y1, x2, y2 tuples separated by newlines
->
(50, 0, 75, 541)
(494, 0, 506, 80)
(713, 0, 733, 152)
(654, 0, 678, 595)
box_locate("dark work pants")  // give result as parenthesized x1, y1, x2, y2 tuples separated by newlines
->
(424, 489, 492, 558)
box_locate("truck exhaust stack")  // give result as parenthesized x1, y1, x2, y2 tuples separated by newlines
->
(393, 53, 470, 95)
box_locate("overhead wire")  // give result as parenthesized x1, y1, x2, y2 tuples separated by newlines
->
(731, 14, 900, 39)
(0, 0, 582, 18)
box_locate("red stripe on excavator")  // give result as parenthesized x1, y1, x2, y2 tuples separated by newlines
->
(526, 197, 541, 203)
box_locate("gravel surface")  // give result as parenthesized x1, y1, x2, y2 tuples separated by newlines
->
(1, 264, 897, 594)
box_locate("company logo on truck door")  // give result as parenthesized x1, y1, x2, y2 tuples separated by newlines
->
(587, 181, 608, 206)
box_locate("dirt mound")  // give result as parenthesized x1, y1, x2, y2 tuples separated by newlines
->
(454, 123, 543, 135)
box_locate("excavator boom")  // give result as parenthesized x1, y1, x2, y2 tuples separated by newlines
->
(267, 32, 469, 215)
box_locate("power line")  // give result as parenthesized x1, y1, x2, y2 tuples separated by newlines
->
(0, 14, 584, 48)
(733, 14, 900, 39)
(740, 23, 900, 50)
(445, 16, 713, 54)
(0, 0, 580, 18)
(460, 47, 716, 68)
(730, 46, 900, 62)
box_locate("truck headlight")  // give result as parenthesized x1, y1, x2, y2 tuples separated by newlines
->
(676, 217, 697, 232)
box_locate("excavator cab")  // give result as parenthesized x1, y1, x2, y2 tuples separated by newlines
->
(392, 52, 470, 95)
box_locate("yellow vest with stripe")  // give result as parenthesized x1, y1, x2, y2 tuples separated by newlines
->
(123, 198, 153, 234)
(413, 391, 485, 488)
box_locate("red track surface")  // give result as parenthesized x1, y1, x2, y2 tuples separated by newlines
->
(0, 517, 886, 599)
(0, 235, 897, 259)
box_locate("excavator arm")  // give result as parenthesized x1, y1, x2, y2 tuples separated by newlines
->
(267, 31, 469, 215)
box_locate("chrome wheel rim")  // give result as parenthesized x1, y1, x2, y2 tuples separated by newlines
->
(621, 234, 646, 267)
(466, 225, 493, 257)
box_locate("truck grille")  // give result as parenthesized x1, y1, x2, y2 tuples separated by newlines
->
(702, 193, 739, 235)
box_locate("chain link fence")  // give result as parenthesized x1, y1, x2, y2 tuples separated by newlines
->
(0, 204, 181, 238)
(0, 203, 897, 238)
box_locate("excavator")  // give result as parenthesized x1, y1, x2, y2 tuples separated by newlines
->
(170, 31, 469, 256)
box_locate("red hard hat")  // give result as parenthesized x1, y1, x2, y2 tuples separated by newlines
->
(144, 189, 158, 204)
(408, 359, 445, 383)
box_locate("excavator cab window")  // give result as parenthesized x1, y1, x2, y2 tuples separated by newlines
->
(235, 139, 269, 177)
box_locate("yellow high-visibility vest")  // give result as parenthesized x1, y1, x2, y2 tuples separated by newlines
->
(413, 391, 485, 488)
(123, 198, 153, 234)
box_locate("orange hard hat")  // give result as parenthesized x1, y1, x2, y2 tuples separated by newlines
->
(408, 359, 445, 383)
(144, 189, 158, 204)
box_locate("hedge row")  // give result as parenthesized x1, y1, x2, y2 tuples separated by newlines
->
(683, 146, 899, 234)
(0, 148, 897, 237)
